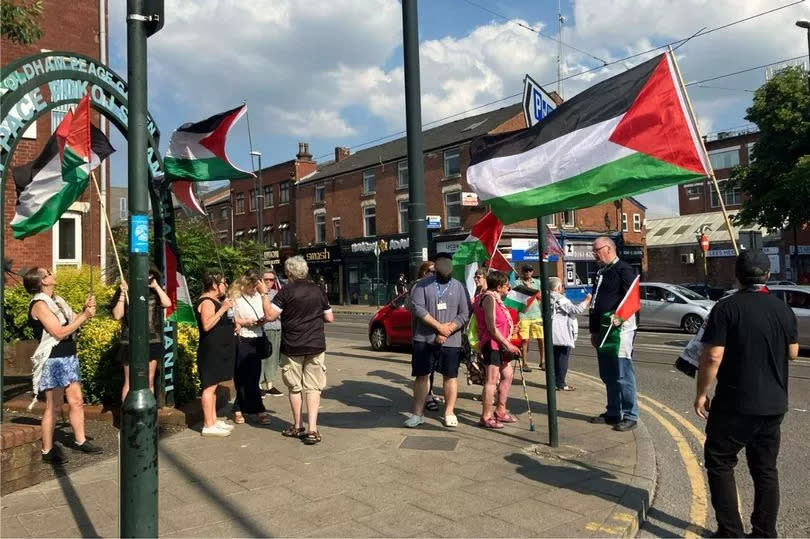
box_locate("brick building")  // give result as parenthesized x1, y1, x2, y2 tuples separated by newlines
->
(295, 103, 647, 305)
(2, 0, 110, 279)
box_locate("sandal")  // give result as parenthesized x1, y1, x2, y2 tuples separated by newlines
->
(302, 431, 322, 445)
(254, 412, 272, 425)
(494, 411, 518, 423)
(425, 398, 440, 412)
(233, 413, 246, 424)
(281, 425, 306, 438)
(557, 386, 576, 392)
(538, 363, 546, 371)
(479, 417, 504, 429)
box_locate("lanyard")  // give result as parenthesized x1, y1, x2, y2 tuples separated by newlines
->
(434, 281, 451, 300)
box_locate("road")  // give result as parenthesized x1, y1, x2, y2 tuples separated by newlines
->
(327, 314, 810, 537)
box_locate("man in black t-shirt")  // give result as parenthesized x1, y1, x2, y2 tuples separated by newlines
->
(267, 256, 334, 445)
(696, 250, 798, 538)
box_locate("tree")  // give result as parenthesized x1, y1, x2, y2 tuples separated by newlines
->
(729, 66, 810, 272)
(1, 0, 43, 45)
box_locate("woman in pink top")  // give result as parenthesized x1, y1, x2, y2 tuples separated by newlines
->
(475, 271, 521, 429)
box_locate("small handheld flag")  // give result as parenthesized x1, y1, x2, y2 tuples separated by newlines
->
(599, 275, 641, 348)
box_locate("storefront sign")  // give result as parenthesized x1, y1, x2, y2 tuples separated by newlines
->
(264, 248, 280, 266)
(461, 192, 479, 206)
(707, 249, 737, 258)
(298, 246, 340, 264)
(619, 246, 644, 258)
(426, 215, 442, 230)
(788, 245, 810, 255)
(563, 242, 594, 261)
(436, 241, 462, 254)
(349, 237, 410, 255)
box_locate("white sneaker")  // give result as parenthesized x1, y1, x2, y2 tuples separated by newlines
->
(201, 426, 231, 437)
(404, 414, 425, 428)
(216, 420, 235, 431)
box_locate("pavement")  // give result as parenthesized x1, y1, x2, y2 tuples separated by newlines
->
(0, 334, 657, 538)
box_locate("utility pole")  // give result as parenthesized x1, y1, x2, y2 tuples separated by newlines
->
(122, 0, 162, 536)
(401, 0, 428, 280)
(556, 0, 565, 99)
(251, 150, 264, 271)
(537, 220, 558, 447)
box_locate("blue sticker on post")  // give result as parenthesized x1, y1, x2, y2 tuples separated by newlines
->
(130, 214, 149, 253)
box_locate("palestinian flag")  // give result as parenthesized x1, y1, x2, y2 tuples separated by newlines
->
(165, 242, 196, 324)
(599, 275, 641, 355)
(11, 95, 115, 239)
(164, 105, 254, 181)
(504, 284, 539, 313)
(488, 249, 513, 273)
(468, 52, 709, 224)
(451, 211, 504, 297)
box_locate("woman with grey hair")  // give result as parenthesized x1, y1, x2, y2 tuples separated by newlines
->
(549, 277, 591, 391)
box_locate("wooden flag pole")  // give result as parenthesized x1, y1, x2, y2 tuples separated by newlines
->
(668, 47, 739, 255)
(90, 170, 128, 301)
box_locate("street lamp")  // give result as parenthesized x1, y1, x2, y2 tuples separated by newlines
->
(798, 20, 810, 94)
(250, 150, 264, 271)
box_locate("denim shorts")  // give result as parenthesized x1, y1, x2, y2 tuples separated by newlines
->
(411, 341, 461, 378)
(39, 355, 81, 392)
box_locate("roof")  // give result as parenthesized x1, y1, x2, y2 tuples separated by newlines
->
(646, 211, 767, 247)
(202, 184, 231, 206)
(627, 196, 647, 211)
(304, 103, 524, 183)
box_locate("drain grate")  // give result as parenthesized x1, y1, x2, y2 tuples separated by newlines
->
(399, 436, 459, 451)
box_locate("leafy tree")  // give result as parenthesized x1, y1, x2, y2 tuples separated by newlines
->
(730, 66, 810, 264)
(1, 0, 43, 45)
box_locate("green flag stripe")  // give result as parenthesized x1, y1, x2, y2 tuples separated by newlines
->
(164, 155, 254, 181)
(451, 240, 489, 283)
(486, 152, 702, 224)
(169, 301, 196, 325)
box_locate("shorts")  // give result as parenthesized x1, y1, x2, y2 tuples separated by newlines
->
(519, 319, 544, 340)
(39, 355, 81, 392)
(481, 347, 514, 367)
(411, 341, 461, 378)
(281, 352, 327, 394)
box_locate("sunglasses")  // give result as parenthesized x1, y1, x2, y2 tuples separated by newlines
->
(592, 245, 609, 254)
(263, 277, 275, 282)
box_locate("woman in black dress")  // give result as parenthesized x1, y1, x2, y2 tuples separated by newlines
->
(195, 270, 237, 437)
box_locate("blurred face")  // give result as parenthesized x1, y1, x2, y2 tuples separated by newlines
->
(263, 273, 276, 287)
(217, 278, 228, 297)
(474, 273, 485, 286)
(592, 241, 614, 265)
(496, 282, 510, 297)
(522, 268, 533, 279)
(39, 268, 55, 288)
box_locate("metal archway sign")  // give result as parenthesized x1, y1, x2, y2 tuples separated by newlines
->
(0, 50, 180, 410)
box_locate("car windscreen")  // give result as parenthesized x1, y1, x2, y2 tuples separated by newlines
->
(669, 285, 707, 300)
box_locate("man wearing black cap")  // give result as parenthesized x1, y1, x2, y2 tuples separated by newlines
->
(696, 250, 798, 538)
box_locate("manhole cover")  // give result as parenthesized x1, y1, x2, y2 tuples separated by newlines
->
(399, 436, 459, 451)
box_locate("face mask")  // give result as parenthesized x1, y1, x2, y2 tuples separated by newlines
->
(436, 271, 451, 284)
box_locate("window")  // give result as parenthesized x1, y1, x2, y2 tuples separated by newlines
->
(709, 148, 740, 170)
(633, 214, 641, 232)
(264, 185, 273, 208)
(119, 197, 127, 221)
(280, 182, 290, 204)
(747, 142, 756, 163)
(249, 189, 258, 211)
(363, 206, 376, 237)
(445, 191, 462, 229)
(397, 160, 409, 189)
(53, 213, 81, 266)
(314, 213, 326, 243)
(444, 147, 460, 177)
(710, 181, 742, 207)
(541, 215, 555, 227)
(685, 184, 703, 199)
(235, 193, 245, 214)
(314, 183, 325, 203)
(280, 224, 291, 247)
(398, 200, 409, 233)
(621, 213, 628, 232)
(559, 210, 575, 227)
(333, 217, 341, 239)
(363, 170, 376, 194)
(220, 206, 228, 220)
(51, 103, 74, 133)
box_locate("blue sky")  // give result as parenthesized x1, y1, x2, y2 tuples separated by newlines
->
(106, 0, 810, 217)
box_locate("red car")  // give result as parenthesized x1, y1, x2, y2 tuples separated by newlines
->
(369, 293, 412, 350)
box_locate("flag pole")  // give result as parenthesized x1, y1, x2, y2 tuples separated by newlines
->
(537, 217, 559, 447)
(668, 47, 739, 255)
(90, 171, 127, 301)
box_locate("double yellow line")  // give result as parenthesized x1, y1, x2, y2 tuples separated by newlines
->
(572, 371, 710, 538)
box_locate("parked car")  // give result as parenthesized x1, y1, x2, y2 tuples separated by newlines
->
(640, 282, 715, 333)
(767, 280, 797, 286)
(760, 285, 810, 348)
(680, 283, 727, 301)
(369, 292, 412, 350)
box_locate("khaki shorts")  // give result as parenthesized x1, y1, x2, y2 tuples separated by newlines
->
(281, 352, 327, 394)
(519, 319, 544, 340)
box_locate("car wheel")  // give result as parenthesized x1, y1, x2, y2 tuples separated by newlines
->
(682, 314, 703, 334)
(370, 325, 387, 351)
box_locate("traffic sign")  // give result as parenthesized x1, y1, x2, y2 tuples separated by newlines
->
(426, 215, 442, 229)
(699, 234, 710, 253)
(522, 74, 557, 128)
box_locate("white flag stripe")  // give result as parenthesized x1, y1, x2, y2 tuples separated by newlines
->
(468, 116, 634, 201)
(166, 130, 217, 160)
(10, 154, 63, 224)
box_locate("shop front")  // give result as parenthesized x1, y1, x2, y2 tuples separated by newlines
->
(618, 244, 645, 277)
(298, 245, 343, 305)
(341, 235, 410, 305)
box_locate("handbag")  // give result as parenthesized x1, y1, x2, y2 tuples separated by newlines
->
(240, 294, 271, 358)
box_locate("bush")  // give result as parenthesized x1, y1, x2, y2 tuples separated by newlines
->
(173, 323, 201, 405)
(75, 317, 122, 405)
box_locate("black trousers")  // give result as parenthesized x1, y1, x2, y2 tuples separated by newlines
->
(232, 337, 266, 415)
(704, 410, 784, 538)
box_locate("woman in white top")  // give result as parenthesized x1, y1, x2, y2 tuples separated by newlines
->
(259, 270, 284, 396)
(231, 268, 273, 425)
(549, 277, 591, 391)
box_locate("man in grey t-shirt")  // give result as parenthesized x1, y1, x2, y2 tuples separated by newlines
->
(405, 252, 469, 428)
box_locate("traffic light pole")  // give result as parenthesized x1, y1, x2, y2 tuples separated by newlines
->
(121, 0, 158, 535)
(402, 0, 428, 280)
(537, 219, 559, 447)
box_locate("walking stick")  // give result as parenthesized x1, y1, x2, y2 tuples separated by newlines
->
(515, 356, 535, 432)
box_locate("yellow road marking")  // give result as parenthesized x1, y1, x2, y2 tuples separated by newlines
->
(639, 394, 705, 445)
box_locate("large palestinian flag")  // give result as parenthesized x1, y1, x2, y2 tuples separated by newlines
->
(468, 53, 709, 224)
(11, 95, 115, 239)
(164, 105, 254, 181)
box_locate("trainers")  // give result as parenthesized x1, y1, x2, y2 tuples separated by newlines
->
(404, 414, 425, 428)
(202, 426, 232, 437)
(267, 387, 284, 397)
(42, 445, 68, 464)
(216, 420, 235, 431)
(612, 419, 638, 432)
(72, 439, 103, 453)
(589, 413, 621, 425)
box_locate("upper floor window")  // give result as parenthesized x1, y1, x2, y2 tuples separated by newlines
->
(314, 212, 326, 244)
(685, 184, 703, 199)
(264, 185, 273, 208)
(249, 189, 258, 212)
(220, 206, 228, 220)
(280, 181, 291, 204)
(559, 210, 575, 227)
(314, 183, 325, 203)
(633, 213, 642, 232)
(397, 160, 409, 189)
(444, 147, 461, 177)
(445, 191, 462, 229)
(398, 200, 409, 234)
(363, 169, 376, 194)
(235, 193, 245, 214)
(709, 148, 740, 170)
(621, 213, 628, 232)
(711, 181, 742, 207)
(119, 197, 128, 221)
(363, 205, 376, 237)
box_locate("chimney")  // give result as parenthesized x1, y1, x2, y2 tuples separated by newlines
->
(335, 146, 350, 162)
(296, 142, 313, 162)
